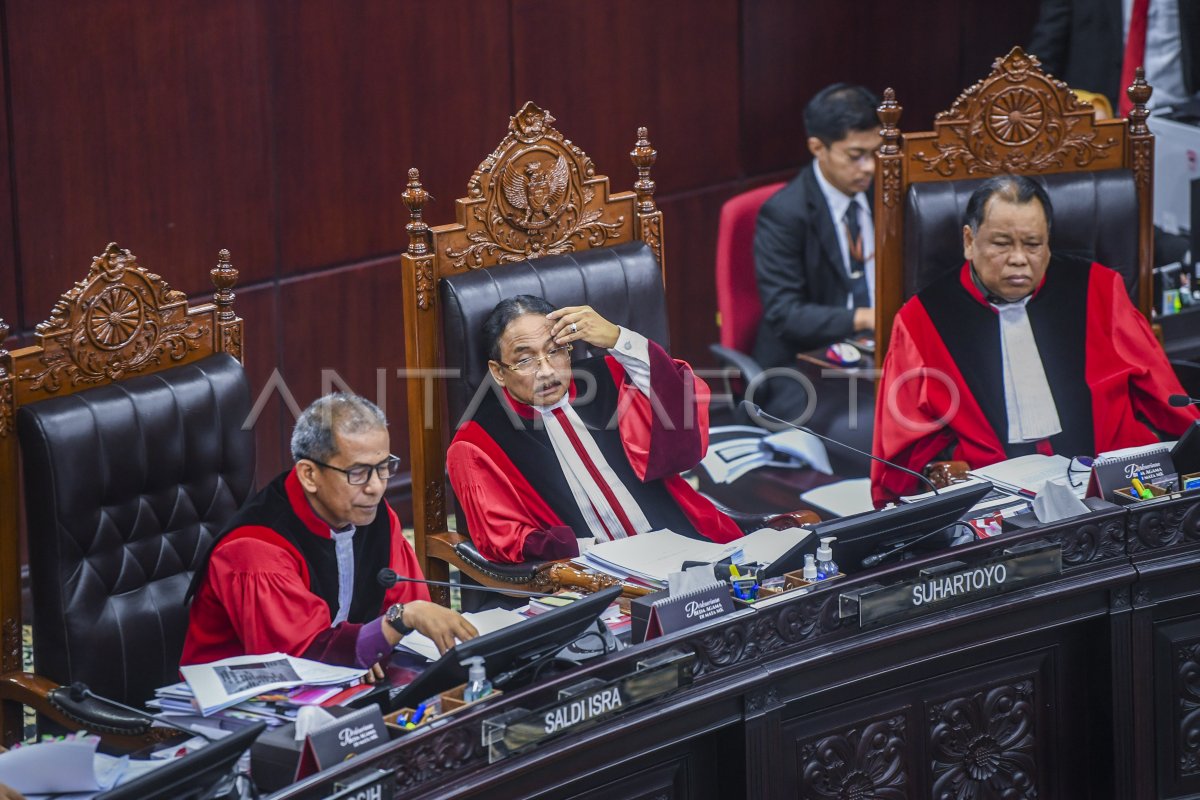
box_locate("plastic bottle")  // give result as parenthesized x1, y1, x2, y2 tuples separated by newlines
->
(462, 656, 493, 702)
(816, 536, 839, 580)
(802, 553, 818, 582)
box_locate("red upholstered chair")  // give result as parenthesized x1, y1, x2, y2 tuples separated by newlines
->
(710, 182, 785, 403)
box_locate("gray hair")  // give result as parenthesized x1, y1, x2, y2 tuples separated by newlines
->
(290, 393, 387, 463)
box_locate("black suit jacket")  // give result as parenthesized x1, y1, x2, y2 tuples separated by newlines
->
(752, 163, 862, 368)
(1028, 0, 1198, 110)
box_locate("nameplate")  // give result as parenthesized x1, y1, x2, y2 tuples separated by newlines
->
(323, 768, 395, 800)
(1088, 446, 1176, 501)
(297, 705, 388, 782)
(841, 545, 1062, 627)
(483, 650, 695, 763)
(646, 583, 734, 640)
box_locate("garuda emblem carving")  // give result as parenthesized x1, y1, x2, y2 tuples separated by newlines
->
(501, 155, 569, 229)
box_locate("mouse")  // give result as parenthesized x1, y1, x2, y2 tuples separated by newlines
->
(826, 342, 862, 365)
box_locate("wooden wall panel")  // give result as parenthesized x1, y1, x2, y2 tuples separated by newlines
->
(511, 0, 741, 197)
(232, 284, 288, 489)
(5, 0, 274, 317)
(657, 184, 744, 369)
(269, 0, 514, 273)
(275, 257, 410, 465)
(0, 25, 16, 334)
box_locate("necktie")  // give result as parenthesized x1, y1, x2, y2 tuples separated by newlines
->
(843, 203, 870, 309)
(1118, 0, 1150, 117)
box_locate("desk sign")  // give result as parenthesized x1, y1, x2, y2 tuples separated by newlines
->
(482, 649, 695, 763)
(1087, 446, 1177, 501)
(296, 705, 389, 781)
(323, 768, 395, 800)
(646, 583, 734, 640)
(839, 544, 1062, 628)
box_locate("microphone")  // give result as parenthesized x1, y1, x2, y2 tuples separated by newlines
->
(377, 568, 558, 598)
(741, 400, 939, 495)
(66, 681, 217, 741)
(1169, 394, 1199, 407)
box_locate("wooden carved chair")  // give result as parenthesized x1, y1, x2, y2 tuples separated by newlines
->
(400, 103, 667, 597)
(872, 46, 1155, 365)
(0, 243, 254, 745)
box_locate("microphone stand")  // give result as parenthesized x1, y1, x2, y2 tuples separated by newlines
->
(377, 568, 558, 598)
(741, 399, 940, 495)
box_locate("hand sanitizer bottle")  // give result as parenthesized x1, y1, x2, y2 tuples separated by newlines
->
(462, 656, 492, 702)
(816, 536, 839, 580)
(802, 553, 818, 583)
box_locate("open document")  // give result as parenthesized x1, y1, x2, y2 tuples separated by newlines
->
(180, 653, 366, 716)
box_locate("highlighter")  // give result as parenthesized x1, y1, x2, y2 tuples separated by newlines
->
(1130, 477, 1152, 500)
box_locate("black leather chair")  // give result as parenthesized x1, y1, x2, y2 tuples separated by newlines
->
(0, 243, 251, 745)
(873, 47, 1156, 365)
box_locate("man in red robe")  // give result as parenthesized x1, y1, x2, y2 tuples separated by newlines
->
(182, 394, 477, 672)
(448, 296, 744, 564)
(872, 174, 1199, 505)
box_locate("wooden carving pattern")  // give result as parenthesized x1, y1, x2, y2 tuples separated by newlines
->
(744, 686, 781, 716)
(17, 243, 207, 393)
(928, 679, 1038, 799)
(220, 321, 243, 362)
(424, 479, 446, 531)
(877, 88, 903, 208)
(389, 725, 478, 792)
(911, 48, 1116, 177)
(1132, 139, 1154, 187)
(640, 212, 663, 264)
(1, 618, 18, 673)
(797, 713, 909, 800)
(0, 377, 11, 439)
(414, 258, 435, 311)
(1128, 500, 1200, 553)
(445, 102, 626, 269)
(686, 591, 842, 677)
(1050, 516, 1126, 566)
(1177, 640, 1200, 775)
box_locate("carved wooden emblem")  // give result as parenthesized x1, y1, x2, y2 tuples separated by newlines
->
(17, 243, 208, 394)
(910, 47, 1119, 177)
(928, 679, 1038, 798)
(1176, 640, 1200, 775)
(444, 102, 628, 269)
(798, 713, 909, 798)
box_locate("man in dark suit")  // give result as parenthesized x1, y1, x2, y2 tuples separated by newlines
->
(751, 84, 880, 433)
(1028, 0, 1198, 112)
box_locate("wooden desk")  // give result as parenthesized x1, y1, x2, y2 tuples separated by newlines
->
(270, 493, 1200, 799)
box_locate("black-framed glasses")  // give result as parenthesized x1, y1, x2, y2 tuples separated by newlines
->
(1068, 455, 1094, 488)
(501, 344, 572, 375)
(307, 454, 401, 485)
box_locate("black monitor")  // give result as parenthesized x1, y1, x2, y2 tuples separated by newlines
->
(389, 585, 622, 710)
(96, 721, 265, 800)
(761, 481, 994, 578)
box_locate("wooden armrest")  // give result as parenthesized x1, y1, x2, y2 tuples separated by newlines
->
(924, 460, 970, 488)
(763, 509, 821, 529)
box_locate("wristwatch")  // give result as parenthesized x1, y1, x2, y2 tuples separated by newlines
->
(385, 603, 413, 635)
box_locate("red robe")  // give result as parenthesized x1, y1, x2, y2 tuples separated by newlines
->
(181, 469, 429, 666)
(448, 340, 743, 563)
(872, 258, 1199, 505)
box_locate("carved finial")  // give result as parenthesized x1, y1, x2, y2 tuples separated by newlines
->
(630, 126, 657, 213)
(1127, 67, 1152, 135)
(403, 167, 432, 256)
(210, 248, 238, 322)
(878, 88, 902, 156)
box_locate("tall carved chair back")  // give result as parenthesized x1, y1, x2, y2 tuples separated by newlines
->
(400, 102, 665, 594)
(0, 244, 253, 743)
(872, 46, 1155, 365)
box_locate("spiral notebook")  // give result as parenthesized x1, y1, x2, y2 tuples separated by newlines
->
(1086, 443, 1177, 501)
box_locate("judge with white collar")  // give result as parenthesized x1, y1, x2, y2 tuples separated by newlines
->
(871, 174, 1199, 505)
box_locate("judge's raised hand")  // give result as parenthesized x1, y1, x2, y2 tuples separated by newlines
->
(403, 601, 480, 656)
(547, 306, 620, 350)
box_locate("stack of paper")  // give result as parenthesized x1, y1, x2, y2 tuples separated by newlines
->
(969, 454, 1082, 498)
(179, 653, 367, 716)
(582, 527, 812, 586)
(799, 478, 874, 517)
(398, 607, 526, 662)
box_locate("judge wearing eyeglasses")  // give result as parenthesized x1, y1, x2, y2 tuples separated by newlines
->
(182, 394, 476, 673)
(447, 296, 744, 564)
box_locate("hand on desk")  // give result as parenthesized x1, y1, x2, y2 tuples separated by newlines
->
(403, 601, 480, 656)
(853, 307, 874, 332)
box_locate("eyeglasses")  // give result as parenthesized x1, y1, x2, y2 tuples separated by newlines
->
(307, 454, 401, 485)
(501, 344, 572, 375)
(1068, 455, 1094, 488)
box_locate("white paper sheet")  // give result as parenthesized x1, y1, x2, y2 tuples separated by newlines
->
(399, 607, 526, 662)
